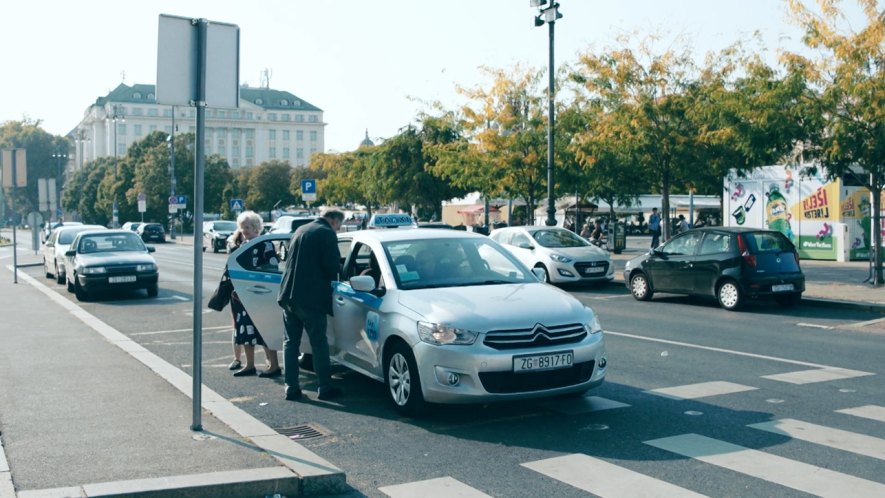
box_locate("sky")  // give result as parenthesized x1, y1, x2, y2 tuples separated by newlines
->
(0, 0, 869, 154)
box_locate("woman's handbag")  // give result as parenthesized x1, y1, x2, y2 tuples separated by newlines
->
(208, 269, 234, 311)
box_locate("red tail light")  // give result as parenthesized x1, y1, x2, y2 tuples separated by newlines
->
(737, 234, 756, 268)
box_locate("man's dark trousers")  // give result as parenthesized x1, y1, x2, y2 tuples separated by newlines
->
(283, 305, 333, 396)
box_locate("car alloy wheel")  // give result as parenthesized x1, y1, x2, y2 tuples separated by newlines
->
(535, 264, 549, 283)
(385, 342, 425, 416)
(55, 264, 65, 284)
(74, 279, 89, 301)
(630, 273, 653, 301)
(718, 280, 742, 311)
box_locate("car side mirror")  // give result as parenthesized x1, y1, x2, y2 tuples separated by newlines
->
(350, 275, 376, 293)
(518, 242, 534, 250)
(65, 249, 76, 257)
(147, 246, 156, 253)
(531, 267, 547, 281)
(45, 242, 54, 247)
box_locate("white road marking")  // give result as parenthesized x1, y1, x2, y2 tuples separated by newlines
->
(542, 395, 631, 415)
(837, 405, 885, 423)
(130, 325, 231, 336)
(522, 453, 707, 497)
(645, 433, 885, 497)
(761, 367, 874, 384)
(796, 322, 833, 329)
(379, 477, 492, 498)
(644, 381, 757, 400)
(749, 418, 885, 461)
(606, 330, 874, 382)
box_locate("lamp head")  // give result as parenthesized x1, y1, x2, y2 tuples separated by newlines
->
(534, 15, 544, 26)
(530, 0, 547, 7)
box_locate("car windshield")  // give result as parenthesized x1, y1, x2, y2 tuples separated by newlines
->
(78, 233, 146, 253)
(383, 237, 534, 290)
(59, 228, 95, 244)
(212, 221, 237, 231)
(745, 231, 795, 253)
(527, 228, 589, 248)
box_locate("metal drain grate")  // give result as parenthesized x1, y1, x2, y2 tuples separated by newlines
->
(275, 423, 329, 441)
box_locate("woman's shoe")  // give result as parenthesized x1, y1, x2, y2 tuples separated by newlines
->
(258, 368, 282, 378)
(232, 367, 256, 377)
(228, 359, 241, 370)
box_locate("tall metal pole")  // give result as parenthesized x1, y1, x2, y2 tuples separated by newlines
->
(11, 151, 18, 284)
(545, 17, 556, 226)
(191, 18, 209, 432)
(169, 106, 177, 240)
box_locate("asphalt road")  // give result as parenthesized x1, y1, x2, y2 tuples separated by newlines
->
(12, 241, 885, 497)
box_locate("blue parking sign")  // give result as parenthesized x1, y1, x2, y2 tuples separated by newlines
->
(301, 179, 315, 194)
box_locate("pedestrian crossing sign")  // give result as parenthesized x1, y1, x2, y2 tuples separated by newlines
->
(230, 198, 244, 211)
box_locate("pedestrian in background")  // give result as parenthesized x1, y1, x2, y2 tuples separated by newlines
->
(229, 211, 282, 378)
(649, 207, 662, 248)
(277, 209, 345, 401)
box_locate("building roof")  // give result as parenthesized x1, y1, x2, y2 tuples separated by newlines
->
(359, 129, 374, 147)
(93, 83, 322, 111)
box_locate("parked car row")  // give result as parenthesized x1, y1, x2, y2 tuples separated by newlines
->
(42, 227, 160, 301)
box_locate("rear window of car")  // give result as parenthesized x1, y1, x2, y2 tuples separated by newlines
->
(745, 232, 794, 253)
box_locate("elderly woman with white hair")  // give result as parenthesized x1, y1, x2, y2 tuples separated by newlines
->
(225, 210, 281, 378)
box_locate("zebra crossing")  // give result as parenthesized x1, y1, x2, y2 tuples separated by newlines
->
(375, 355, 880, 497)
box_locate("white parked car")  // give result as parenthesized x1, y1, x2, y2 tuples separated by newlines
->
(227, 226, 607, 416)
(42, 224, 106, 284)
(489, 226, 614, 284)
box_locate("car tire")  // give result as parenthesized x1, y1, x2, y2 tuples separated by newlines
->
(298, 353, 314, 371)
(44, 259, 53, 279)
(66, 277, 75, 293)
(202, 245, 206, 252)
(146, 284, 159, 298)
(629, 272, 653, 301)
(55, 264, 65, 284)
(775, 292, 801, 307)
(385, 341, 426, 417)
(212, 244, 218, 253)
(74, 279, 89, 301)
(717, 280, 742, 311)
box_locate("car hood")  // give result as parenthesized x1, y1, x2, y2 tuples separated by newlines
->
(76, 252, 156, 266)
(544, 245, 610, 260)
(212, 231, 233, 238)
(397, 283, 590, 330)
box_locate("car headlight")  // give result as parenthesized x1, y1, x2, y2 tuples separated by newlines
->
(136, 263, 156, 272)
(584, 311, 603, 335)
(417, 321, 478, 345)
(79, 266, 106, 274)
(550, 253, 573, 263)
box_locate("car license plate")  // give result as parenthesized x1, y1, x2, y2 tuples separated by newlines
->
(513, 351, 574, 373)
(108, 275, 137, 284)
(772, 283, 794, 292)
(584, 267, 605, 274)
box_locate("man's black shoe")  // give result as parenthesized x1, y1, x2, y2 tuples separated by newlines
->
(258, 368, 282, 378)
(317, 387, 342, 401)
(285, 389, 303, 401)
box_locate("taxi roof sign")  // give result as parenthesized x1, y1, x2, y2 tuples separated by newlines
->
(367, 213, 417, 229)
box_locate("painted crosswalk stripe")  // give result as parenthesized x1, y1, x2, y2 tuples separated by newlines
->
(644, 381, 757, 400)
(645, 433, 885, 497)
(522, 453, 707, 497)
(749, 418, 885, 461)
(379, 477, 491, 497)
(543, 396, 631, 415)
(837, 405, 885, 423)
(761, 367, 873, 384)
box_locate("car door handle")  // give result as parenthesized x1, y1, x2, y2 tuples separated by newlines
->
(246, 285, 272, 295)
(335, 297, 346, 305)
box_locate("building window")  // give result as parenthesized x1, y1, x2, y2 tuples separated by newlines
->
(282, 114, 291, 121)
(283, 130, 290, 141)
(231, 111, 240, 119)
(117, 123, 127, 135)
(283, 147, 290, 158)
(147, 108, 158, 117)
(131, 107, 143, 116)
(310, 147, 317, 154)
(255, 98, 263, 105)
(310, 130, 317, 142)
(269, 129, 276, 140)
(246, 158, 253, 166)
(232, 146, 240, 157)
(149, 125, 157, 132)
(269, 147, 276, 158)
(148, 93, 155, 100)
(269, 113, 278, 121)
(232, 158, 240, 167)
(118, 143, 126, 155)
(296, 130, 304, 141)
(295, 114, 304, 122)
(163, 108, 172, 117)
(245, 129, 255, 139)
(218, 139, 226, 148)
(308, 115, 318, 123)
(133, 92, 142, 99)
(281, 99, 289, 106)
(218, 110, 226, 119)
(245, 112, 253, 120)
(134, 124, 143, 136)
(296, 148, 303, 159)
(246, 146, 253, 157)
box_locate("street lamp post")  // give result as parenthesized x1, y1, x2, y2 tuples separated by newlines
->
(531, 0, 562, 227)
(108, 104, 125, 228)
(51, 151, 68, 222)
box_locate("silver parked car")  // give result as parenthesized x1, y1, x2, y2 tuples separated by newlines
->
(489, 226, 614, 284)
(42, 224, 106, 284)
(227, 227, 607, 416)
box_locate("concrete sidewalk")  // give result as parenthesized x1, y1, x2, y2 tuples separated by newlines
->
(0, 256, 346, 497)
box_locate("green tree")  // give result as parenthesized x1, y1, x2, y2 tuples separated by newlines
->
(246, 160, 295, 212)
(787, 0, 885, 284)
(0, 120, 69, 223)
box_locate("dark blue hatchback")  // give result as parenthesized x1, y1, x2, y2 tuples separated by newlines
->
(623, 227, 805, 310)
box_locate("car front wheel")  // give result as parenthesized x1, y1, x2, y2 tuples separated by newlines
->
(630, 272, 653, 301)
(535, 264, 550, 283)
(74, 279, 89, 301)
(55, 264, 65, 284)
(717, 280, 742, 311)
(385, 342, 425, 417)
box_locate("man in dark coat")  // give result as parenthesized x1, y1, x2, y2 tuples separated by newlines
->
(277, 209, 344, 401)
